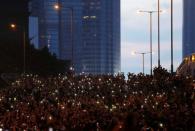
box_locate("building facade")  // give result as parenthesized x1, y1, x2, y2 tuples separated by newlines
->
(183, 0, 195, 58)
(30, 0, 121, 74)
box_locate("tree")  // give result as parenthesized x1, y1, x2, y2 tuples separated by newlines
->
(0, 40, 70, 75)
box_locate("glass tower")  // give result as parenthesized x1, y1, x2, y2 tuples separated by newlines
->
(30, 0, 120, 74)
(183, 0, 195, 58)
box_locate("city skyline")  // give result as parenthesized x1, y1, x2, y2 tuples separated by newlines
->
(30, 0, 183, 75)
(0, 1, 194, 130)
(30, 0, 121, 74)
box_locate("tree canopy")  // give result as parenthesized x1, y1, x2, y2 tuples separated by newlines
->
(0, 41, 70, 75)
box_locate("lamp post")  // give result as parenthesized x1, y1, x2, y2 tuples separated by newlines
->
(54, 2, 74, 69)
(10, 24, 26, 74)
(171, 0, 174, 75)
(138, 10, 159, 75)
(132, 51, 150, 75)
(157, 0, 160, 67)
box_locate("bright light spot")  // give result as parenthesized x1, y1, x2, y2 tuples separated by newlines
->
(10, 24, 16, 28)
(61, 106, 65, 109)
(159, 123, 163, 127)
(14, 97, 17, 101)
(49, 116, 52, 120)
(160, 9, 166, 14)
(49, 127, 53, 131)
(136, 9, 141, 14)
(131, 51, 136, 56)
(54, 4, 59, 10)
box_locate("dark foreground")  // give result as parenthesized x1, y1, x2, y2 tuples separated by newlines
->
(0, 68, 194, 130)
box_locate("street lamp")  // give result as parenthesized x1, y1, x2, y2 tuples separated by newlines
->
(54, 2, 74, 69)
(10, 23, 26, 74)
(10, 24, 16, 28)
(171, 0, 174, 75)
(54, 4, 60, 10)
(132, 51, 150, 75)
(138, 10, 160, 75)
(157, 0, 160, 67)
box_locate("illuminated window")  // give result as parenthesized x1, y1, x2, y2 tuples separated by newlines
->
(91, 16, 96, 19)
(192, 55, 195, 62)
(185, 57, 188, 62)
(83, 16, 89, 19)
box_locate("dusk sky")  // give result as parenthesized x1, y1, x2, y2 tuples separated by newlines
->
(121, 0, 182, 74)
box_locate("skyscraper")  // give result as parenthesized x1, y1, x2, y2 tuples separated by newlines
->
(30, 0, 120, 74)
(183, 0, 195, 58)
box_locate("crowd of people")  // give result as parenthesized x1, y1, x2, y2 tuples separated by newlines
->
(0, 67, 194, 130)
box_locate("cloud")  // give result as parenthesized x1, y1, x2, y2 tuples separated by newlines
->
(121, 0, 183, 74)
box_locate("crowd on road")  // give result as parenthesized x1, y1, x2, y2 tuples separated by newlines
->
(0, 67, 194, 130)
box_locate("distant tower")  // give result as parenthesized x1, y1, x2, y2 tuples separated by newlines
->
(183, 0, 195, 58)
(30, 0, 121, 74)
(80, 0, 121, 74)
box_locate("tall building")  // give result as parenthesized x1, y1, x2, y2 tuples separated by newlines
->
(30, 0, 121, 74)
(183, 0, 195, 58)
